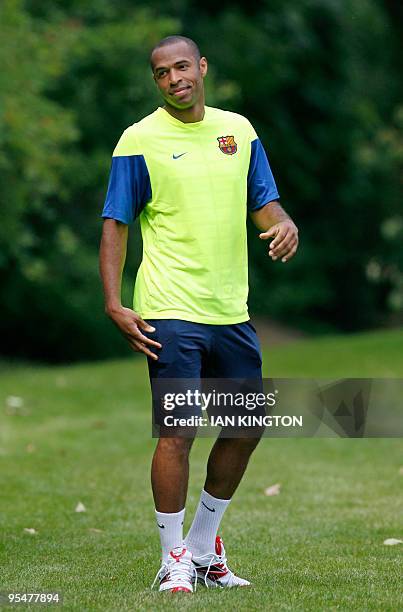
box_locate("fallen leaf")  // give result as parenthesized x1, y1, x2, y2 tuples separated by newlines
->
(5, 404, 30, 416)
(6, 396, 24, 409)
(383, 538, 403, 545)
(88, 528, 104, 533)
(24, 528, 37, 535)
(5, 395, 29, 416)
(75, 502, 86, 513)
(264, 483, 281, 496)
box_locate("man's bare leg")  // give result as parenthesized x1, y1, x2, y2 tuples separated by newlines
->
(204, 436, 261, 498)
(151, 434, 195, 563)
(184, 436, 262, 558)
(151, 436, 194, 512)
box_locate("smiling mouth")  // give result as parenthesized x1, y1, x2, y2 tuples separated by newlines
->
(170, 87, 191, 96)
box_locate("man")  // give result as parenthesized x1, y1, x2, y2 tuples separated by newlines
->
(99, 35, 298, 594)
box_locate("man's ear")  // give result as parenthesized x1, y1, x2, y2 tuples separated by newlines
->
(200, 57, 208, 78)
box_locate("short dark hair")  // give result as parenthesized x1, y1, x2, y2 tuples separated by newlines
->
(150, 35, 201, 70)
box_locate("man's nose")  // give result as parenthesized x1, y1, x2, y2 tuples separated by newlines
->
(168, 69, 181, 85)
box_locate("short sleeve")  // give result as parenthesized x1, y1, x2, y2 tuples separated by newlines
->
(247, 123, 280, 212)
(101, 128, 151, 224)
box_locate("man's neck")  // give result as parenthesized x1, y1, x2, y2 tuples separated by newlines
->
(163, 97, 205, 124)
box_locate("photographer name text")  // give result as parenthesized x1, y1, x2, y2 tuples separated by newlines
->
(163, 415, 303, 427)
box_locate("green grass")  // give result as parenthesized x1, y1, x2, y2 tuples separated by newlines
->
(1, 329, 402, 611)
(262, 328, 403, 377)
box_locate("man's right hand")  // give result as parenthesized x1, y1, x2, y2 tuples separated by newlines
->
(106, 305, 161, 360)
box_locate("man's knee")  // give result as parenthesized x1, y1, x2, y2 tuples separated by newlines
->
(156, 435, 194, 458)
(217, 434, 262, 455)
(236, 435, 262, 454)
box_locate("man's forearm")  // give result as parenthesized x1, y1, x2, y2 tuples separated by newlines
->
(250, 200, 299, 263)
(250, 200, 293, 231)
(99, 219, 129, 314)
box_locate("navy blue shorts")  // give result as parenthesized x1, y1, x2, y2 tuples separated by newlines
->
(145, 320, 264, 434)
(145, 319, 262, 380)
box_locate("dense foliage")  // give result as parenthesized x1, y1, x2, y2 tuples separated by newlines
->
(0, 0, 401, 360)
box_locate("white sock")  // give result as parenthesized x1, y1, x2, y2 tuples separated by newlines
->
(184, 489, 231, 558)
(155, 508, 185, 561)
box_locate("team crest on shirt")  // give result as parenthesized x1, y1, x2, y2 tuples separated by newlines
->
(217, 135, 237, 155)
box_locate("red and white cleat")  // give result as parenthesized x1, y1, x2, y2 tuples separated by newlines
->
(152, 546, 195, 593)
(192, 536, 251, 588)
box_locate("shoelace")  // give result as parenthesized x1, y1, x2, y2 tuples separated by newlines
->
(193, 551, 236, 588)
(151, 556, 198, 591)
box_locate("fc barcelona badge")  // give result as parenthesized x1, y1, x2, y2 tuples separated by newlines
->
(217, 135, 237, 155)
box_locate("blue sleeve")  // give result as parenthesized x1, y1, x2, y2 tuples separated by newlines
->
(247, 138, 280, 211)
(101, 155, 151, 224)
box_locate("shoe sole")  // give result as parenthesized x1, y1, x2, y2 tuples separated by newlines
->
(195, 574, 251, 588)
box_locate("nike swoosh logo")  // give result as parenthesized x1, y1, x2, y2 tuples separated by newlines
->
(157, 523, 165, 529)
(201, 501, 216, 513)
(172, 152, 188, 159)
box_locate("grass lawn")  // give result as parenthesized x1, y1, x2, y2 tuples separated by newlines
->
(1, 329, 402, 611)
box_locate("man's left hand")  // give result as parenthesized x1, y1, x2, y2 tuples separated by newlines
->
(259, 220, 299, 263)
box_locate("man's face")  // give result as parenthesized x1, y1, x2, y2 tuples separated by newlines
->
(152, 42, 207, 110)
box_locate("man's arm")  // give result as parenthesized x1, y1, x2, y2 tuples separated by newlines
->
(250, 200, 299, 263)
(99, 219, 161, 359)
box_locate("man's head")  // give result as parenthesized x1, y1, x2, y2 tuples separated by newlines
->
(150, 36, 207, 110)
